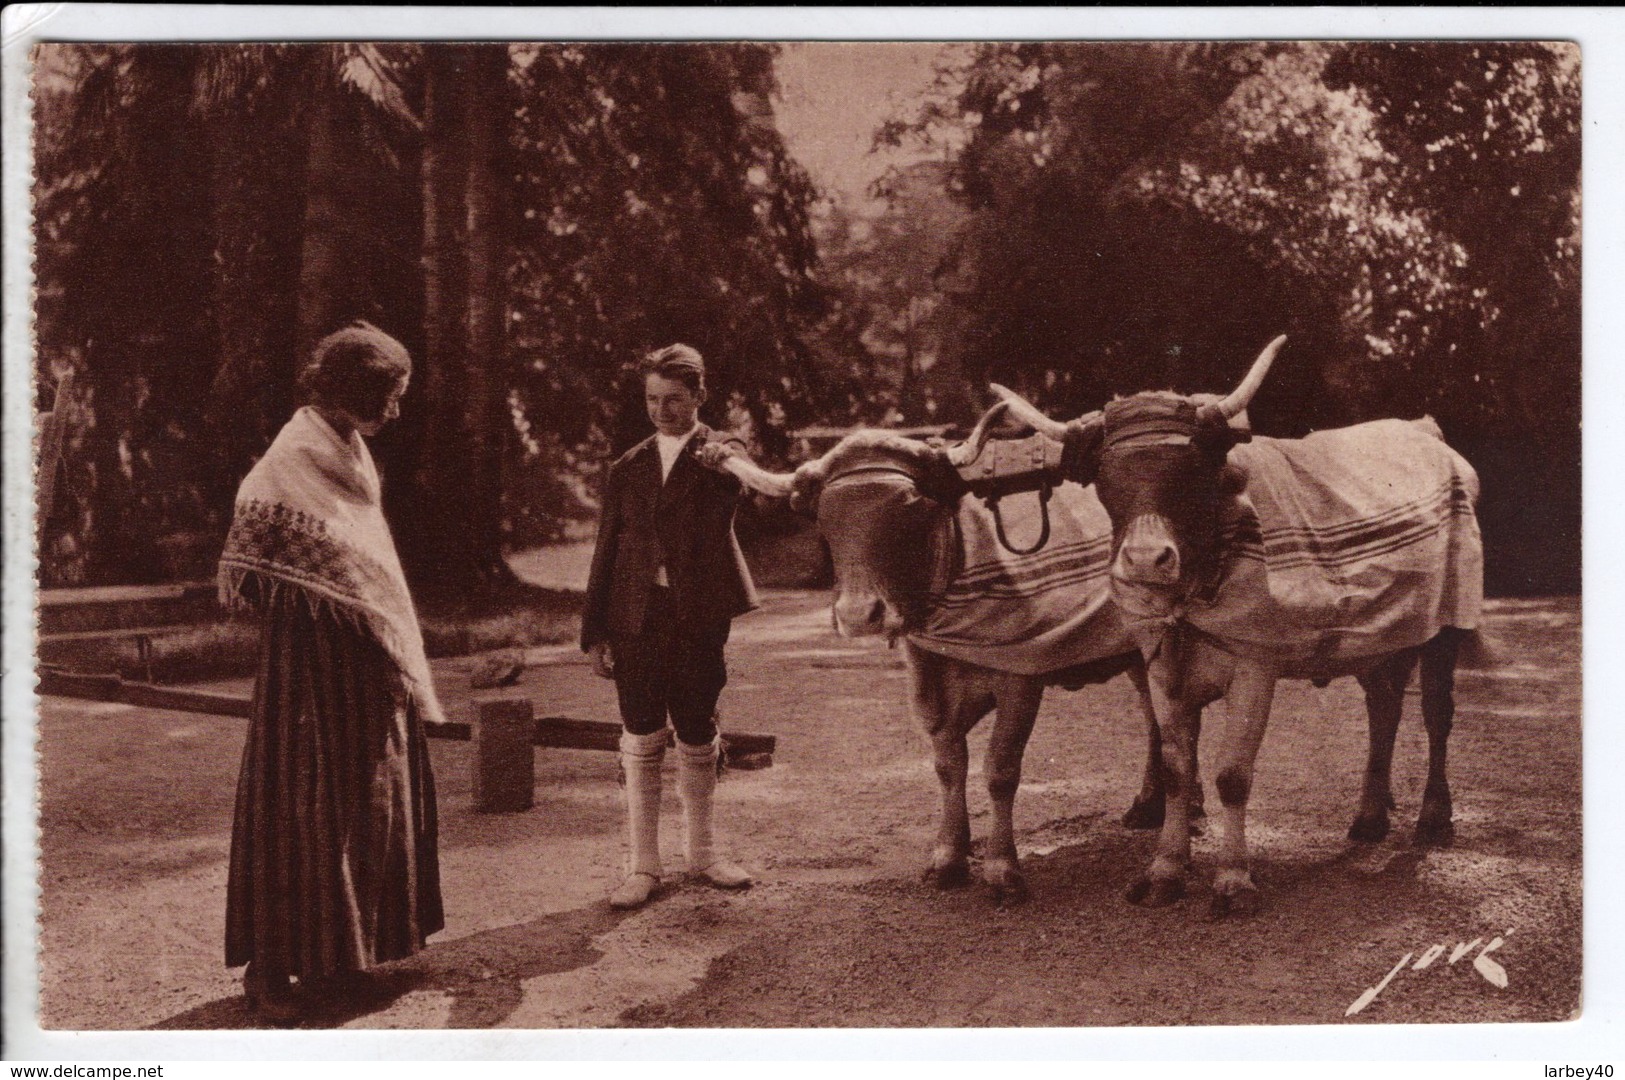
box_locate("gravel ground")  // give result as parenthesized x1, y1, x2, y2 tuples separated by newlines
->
(32, 593, 1580, 1032)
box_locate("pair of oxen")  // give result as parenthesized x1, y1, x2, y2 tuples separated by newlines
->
(713, 336, 1483, 918)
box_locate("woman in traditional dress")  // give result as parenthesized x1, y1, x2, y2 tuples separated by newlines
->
(218, 322, 444, 1021)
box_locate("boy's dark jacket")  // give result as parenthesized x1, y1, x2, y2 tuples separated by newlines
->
(580, 425, 759, 649)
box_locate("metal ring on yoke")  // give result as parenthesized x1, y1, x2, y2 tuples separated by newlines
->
(986, 481, 1053, 556)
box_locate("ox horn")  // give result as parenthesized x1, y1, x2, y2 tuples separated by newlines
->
(717, 453, 796, 499)
(1199, 335, 1287, 424)
(987, 384, 1070, 442)
(944, 401, 1011, 467)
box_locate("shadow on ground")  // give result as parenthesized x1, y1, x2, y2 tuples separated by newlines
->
(151, 902, 621, 1030)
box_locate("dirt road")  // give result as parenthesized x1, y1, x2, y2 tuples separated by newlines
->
(33, 593, 1580, 1030)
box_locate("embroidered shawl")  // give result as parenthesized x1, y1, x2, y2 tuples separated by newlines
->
(218, 407, 446, 725)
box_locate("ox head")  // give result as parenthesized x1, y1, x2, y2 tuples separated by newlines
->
(720, 406, 1008, 639)
(992, 335, 1285, 619)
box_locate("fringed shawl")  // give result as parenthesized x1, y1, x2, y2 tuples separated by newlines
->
(218, 407, 446, 725)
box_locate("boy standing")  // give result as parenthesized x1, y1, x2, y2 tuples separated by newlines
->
(581, 344, 757, 909)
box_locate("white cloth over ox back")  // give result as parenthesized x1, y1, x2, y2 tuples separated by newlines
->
(910, 482, 1133, 674)
(1173, 416, 1483, 676)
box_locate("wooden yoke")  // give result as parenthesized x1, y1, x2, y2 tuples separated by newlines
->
(952, 430, 1067, 555)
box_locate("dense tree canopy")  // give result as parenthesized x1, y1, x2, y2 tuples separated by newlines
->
(33, 41, 1581, 594)
(875, 41, 1579, 591)
(34, 42, 833, 590)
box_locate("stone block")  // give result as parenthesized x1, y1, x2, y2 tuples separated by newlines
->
(474, 698, 535, 813)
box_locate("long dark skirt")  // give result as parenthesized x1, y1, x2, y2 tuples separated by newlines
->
(225, 588, 443, 978)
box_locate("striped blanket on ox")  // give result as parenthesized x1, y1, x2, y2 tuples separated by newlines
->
(909, 481, 1134, 675)
(1175, 417, 1484, 676)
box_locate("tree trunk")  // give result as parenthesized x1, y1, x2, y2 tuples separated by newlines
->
(408, 45, 470, 586)
(461, 44, 516, 587)
(294, 48, 349, 364)
(405, 44, 515, 593)
(205, 103, 287, 507)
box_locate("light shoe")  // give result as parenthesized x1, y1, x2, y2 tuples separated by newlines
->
(676, 737, 754, 891)
(609, 871, 660, 910)
(693, 859, 753, 890)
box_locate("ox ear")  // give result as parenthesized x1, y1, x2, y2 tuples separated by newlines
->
(1194, 409, 1251, 463)
(916, 449, 970, 505)
(789, 459, 828, 517)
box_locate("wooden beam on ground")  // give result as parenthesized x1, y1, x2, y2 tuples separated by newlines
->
(39, 666, 253, 718)
(38, 580, 221, 635)
(36, 667, 776, 765)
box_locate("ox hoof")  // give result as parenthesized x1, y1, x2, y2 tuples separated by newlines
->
(1121, 796, 1165, 831)
(923, 860, 972, 890)
(1347, 814, 1391, 844)
(1125, 875, 1185, 907)
(1209, 885, 1263, 919)
(1414, 817, 1455, 848)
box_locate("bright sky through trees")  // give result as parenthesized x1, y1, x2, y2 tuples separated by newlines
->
(773, 42, 954, 213)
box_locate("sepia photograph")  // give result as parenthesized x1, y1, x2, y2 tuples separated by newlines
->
(4, 5, 1613, 1063)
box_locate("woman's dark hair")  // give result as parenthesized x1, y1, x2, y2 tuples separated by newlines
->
(639, 343, 705, 395)
(299, 321, 412, 420)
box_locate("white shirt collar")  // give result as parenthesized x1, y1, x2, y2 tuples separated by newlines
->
(655, 422, 700, 448)
(655, 423, 701, 481)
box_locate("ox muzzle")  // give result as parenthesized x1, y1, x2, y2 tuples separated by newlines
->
(1114, 513, 1182, 586)
(831, 585, 909, 640)
(1111, 513, 1185, 617)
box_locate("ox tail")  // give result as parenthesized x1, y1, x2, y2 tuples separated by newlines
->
(1449, 626, 1497, 671)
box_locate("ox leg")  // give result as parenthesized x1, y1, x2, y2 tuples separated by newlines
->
(1349, 652, 1416, 843)
(1122, 663, 1167, 830)
(1209, 667, 1276, 918)
(1122, 664, 1207, 831)
(982, 676, 1045, 901)
(1190, 707, 1207, 827)
(926, 724, 975, 888)
(911, 654, 989, 888)
(1415, 632, 1460, 846)
(1126, 668, 1199, 907)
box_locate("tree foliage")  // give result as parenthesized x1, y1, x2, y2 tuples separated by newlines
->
(879, 41, 1580, 591)
(810, 159, 972, 426)
(506, 45, 838, 457)
(34, 42, 829, 589)
(34, 41, 1584, 594)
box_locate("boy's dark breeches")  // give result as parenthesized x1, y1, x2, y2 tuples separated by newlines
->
(611, 585, 730, 745)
